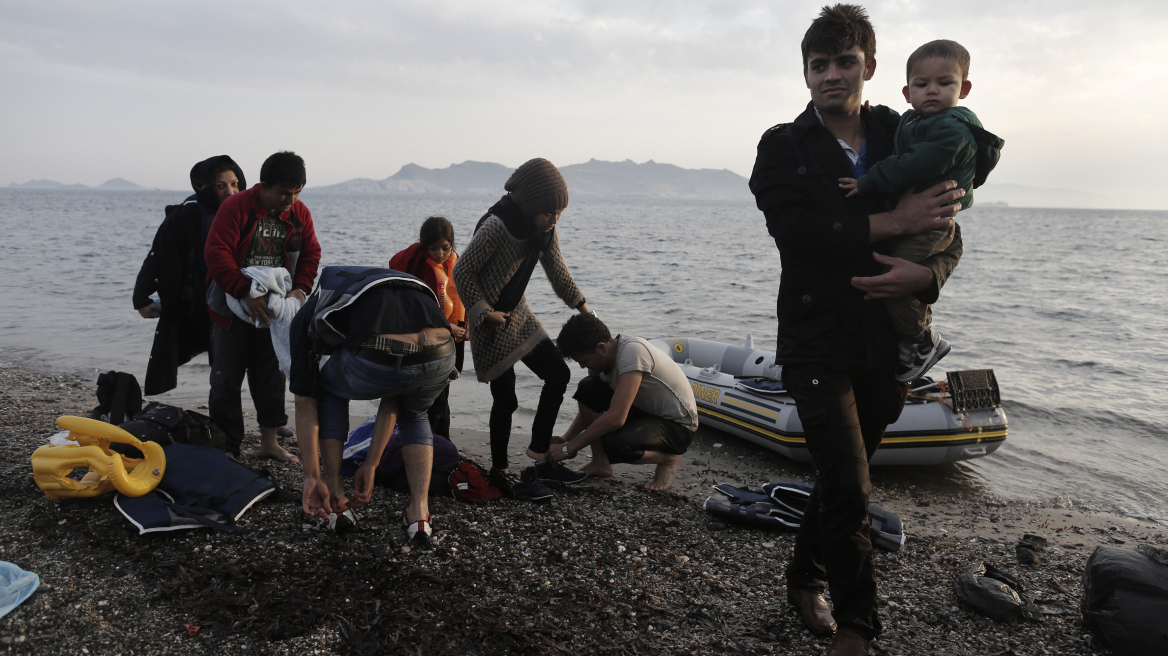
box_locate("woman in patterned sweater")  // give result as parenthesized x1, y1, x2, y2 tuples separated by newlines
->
(453, 158, 592, 498)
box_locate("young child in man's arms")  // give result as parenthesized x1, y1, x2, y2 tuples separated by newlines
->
(840, 39, 1004, 383)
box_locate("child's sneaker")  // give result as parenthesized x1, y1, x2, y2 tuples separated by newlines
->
(535, 461, 587, 485)
(896, 327, 951, 383)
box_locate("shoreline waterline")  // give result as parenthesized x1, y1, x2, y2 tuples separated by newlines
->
(2, 190, 1165, 523)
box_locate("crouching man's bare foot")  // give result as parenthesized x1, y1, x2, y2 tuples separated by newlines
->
(259, 431, 300, 464)
(643, 453, 682, 491)
(581, 461, 613, 478)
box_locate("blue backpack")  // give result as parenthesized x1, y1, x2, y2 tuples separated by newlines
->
(703, 481, 906, 551)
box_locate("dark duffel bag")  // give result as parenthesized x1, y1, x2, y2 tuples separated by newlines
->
(111, 402, 228, 458)
(1082, 545, 1168, 655)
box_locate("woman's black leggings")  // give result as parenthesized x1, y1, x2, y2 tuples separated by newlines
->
(488, 338, 570, 470)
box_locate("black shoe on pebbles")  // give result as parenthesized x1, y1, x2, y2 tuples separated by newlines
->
(535, 461, 587, 485)
(896, 327, 952, 383)
(488, 467, 517, 498)
(513, 466, 554, 501)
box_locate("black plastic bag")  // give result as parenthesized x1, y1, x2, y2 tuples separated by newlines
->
(1081, 545, 1168, 656)
(954, 562, 1040, 622)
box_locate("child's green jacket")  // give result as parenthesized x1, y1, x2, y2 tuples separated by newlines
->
(856, 106, 1004, 209)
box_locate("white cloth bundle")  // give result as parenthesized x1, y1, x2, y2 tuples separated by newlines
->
(225, 266, 302, 377)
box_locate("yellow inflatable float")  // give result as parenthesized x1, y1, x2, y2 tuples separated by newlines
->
(31, 416, 166, 500)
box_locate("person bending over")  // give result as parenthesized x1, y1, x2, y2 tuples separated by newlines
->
(289, 266, 456, 545)
(546, 314, 698, 491)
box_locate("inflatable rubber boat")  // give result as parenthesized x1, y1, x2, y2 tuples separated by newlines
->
(650, 336, 1008, 466)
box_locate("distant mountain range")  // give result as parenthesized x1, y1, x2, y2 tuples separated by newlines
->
(972, 183, 1105, 210)
(3, 167, 1135, 209)
(310, 160, 1121, 207)
(7, 177, 146, 190)
(312, 159, 751, 199)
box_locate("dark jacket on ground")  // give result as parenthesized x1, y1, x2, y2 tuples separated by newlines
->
(133, 155, 246, 395)
(204, 185, 321, 330)
(856, 106, 1004, 210)
(749, 102, 963, 369)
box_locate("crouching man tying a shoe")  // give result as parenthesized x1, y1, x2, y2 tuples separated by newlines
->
(288, 266, 456, 545)
(546, 314, 698, 491)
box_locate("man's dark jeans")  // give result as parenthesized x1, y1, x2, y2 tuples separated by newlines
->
(781, 363, 907, 638)
(208, 321, 288, 455)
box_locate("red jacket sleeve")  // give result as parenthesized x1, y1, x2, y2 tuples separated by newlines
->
(203, 193, 251, 298)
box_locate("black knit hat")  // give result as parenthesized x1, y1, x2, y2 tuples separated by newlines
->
(504, 158, 569, 217)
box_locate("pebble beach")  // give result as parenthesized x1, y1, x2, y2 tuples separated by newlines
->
(2, 366, 1165, 655)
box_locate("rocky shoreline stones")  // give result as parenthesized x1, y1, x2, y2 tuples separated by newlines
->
(2, 366, 1164, 654)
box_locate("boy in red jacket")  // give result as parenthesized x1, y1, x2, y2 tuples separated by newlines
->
(204, 151, 321, 462)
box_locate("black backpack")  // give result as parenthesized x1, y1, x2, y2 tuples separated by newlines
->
(90, 371, 143, 425)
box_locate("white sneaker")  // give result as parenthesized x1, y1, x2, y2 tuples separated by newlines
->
(328, 509, 358, 534)
(403, 511, 432, 546)
(896, 327, 951, 383)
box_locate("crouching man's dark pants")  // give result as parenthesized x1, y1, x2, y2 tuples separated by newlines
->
(781, 363, 907, 639)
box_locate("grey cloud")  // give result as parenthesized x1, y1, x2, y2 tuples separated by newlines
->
(4, 0, 1164, 93)
(0, 0, 808, 93)
(2, 0, 1166, 199)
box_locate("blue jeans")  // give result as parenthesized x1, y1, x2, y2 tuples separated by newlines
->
(317, 348, 456, 446)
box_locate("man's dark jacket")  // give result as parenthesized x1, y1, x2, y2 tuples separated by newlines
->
(133, 155, 246, 395)
(749, 102, 962, 369)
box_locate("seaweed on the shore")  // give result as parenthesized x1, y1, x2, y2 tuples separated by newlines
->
(135, 492, 711, 654)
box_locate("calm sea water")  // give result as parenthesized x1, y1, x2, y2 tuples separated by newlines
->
(2, 189, 1166, 521)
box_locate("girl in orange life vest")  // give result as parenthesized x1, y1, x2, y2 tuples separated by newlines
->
(389, 216, 467, 439)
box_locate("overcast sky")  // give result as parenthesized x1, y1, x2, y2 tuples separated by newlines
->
(2, 0, 1164, 208)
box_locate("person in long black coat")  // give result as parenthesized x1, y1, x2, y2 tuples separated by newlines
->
(132, 155, 245, 396)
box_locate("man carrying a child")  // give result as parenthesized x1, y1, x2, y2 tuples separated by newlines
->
(748, 4, 966, 654)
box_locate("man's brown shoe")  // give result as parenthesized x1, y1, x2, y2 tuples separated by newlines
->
(827, 627, 870, 656)
(787, 587, 837, 635)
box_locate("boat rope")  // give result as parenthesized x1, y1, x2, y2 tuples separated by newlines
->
(907, 381, 974, 431)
